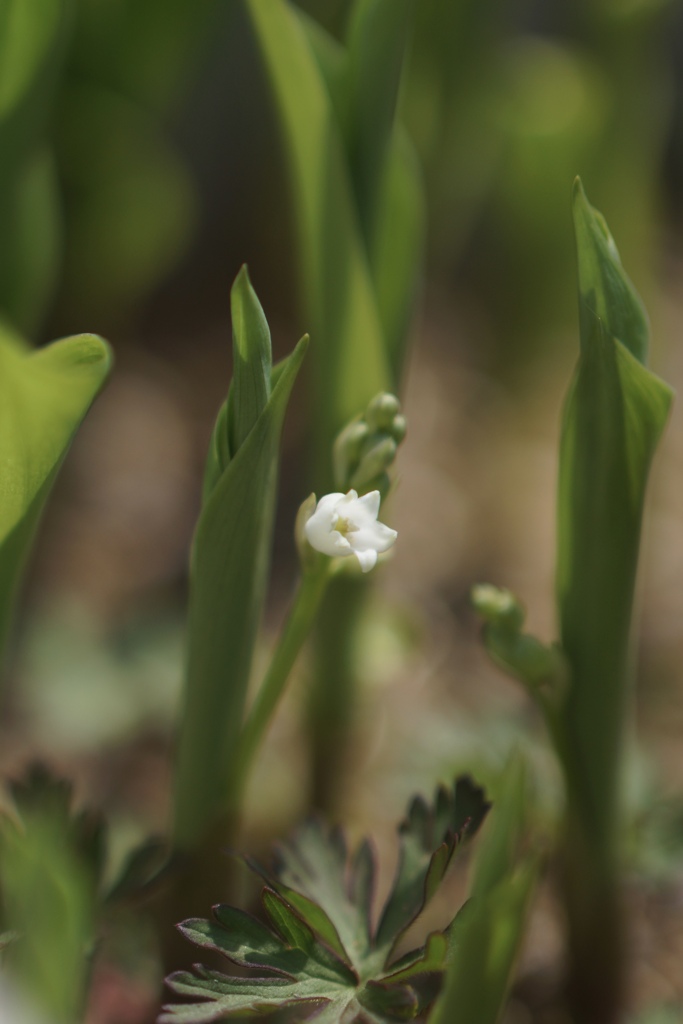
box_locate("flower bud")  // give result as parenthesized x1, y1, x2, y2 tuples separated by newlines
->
(333, 421, 371, 492)
(333, 392, 406, 495)
(471, 584, 525, 633)
(366, 392, 401, 431)
(349, 436, 398, 492)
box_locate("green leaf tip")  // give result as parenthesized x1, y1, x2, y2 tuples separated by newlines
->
(174, 317, 308, 849)
(163, 776, 489, 1022)
(571, 177, 650, 365)
(228, 264, 273, 453)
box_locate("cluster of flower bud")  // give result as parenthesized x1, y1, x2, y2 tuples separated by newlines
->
(332, 393, 406, 498)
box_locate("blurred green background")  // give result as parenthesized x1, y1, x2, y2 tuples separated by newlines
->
(3, 0, 683, 1019)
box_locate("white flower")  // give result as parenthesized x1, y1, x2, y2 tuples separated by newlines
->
(304, 489, 397, 572)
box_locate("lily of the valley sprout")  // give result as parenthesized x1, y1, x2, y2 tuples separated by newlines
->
(305, 489, 397, 572)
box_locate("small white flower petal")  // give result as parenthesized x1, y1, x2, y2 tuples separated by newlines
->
(351, 521, 397, 554)
(354, 547, 378, 572)
(315, 492, 348, 515)
(355, 490, 381, 519)
(303, 489, 396, 571)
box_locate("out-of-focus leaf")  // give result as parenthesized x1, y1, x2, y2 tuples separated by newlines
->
(0, 0, 72, 331)
(56, 84, 195, 320)
(432, 861, 537, 1024)
(557, 180, 673, 848)
(68, 0, 221, 110)
(0, 323, 111, 663)
(0, 0, 65, 119)
(245, 0, 391, 476)
(343, 0, 413, 237)
(0, 766, 104, 1024)
(173, 272, 308, 849)
(162, 777, 488, 1022)
(369, 128, 424, 379)
(430, 758, 539, 1024)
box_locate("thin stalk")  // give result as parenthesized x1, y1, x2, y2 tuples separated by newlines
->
(307, 573, 369, 812)
(229, 560, 332, 809)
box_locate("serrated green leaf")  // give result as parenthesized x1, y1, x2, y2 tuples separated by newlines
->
(557, 183, 673, 851)
(165, 777, 489, 1023)
(173, 319, 308, 849)
(381, 931, 448, 983)
(254, 871, 348, 964)
(375, 776, 489, 956)
(262, 889, 357, 985)
(0, 323, 111, 663)
(357, 978, 418, 1020)
(268, 821, 372, 970)
(0, 766, 105, 1024)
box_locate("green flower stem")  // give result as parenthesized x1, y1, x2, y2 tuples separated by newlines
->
(229, 559, 332, 809)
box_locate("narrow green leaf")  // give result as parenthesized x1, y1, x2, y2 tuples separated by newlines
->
(173, 332, 308, 849)
(343, 0, 414, 238)
(369, 128, 425, 378)
(557, 183, 673, 849)
(429, 758, 538, 1024)
(430, 860, 538, 1024)
(228, 264, 272, 453)
(0, 324, 111, 662)
(572, 177, 649, 363)
(244, 0, 390, 473)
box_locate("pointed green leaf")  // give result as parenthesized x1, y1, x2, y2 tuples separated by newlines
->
(228, 265, 272, 453)
(572, 177, 649, 363)
(173, 324, 308, 849)
(557, 183, 673, 849)
(0, 323, 111, 661)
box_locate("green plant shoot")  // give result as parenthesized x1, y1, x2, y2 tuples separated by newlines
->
(173, 268, 308, 852)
